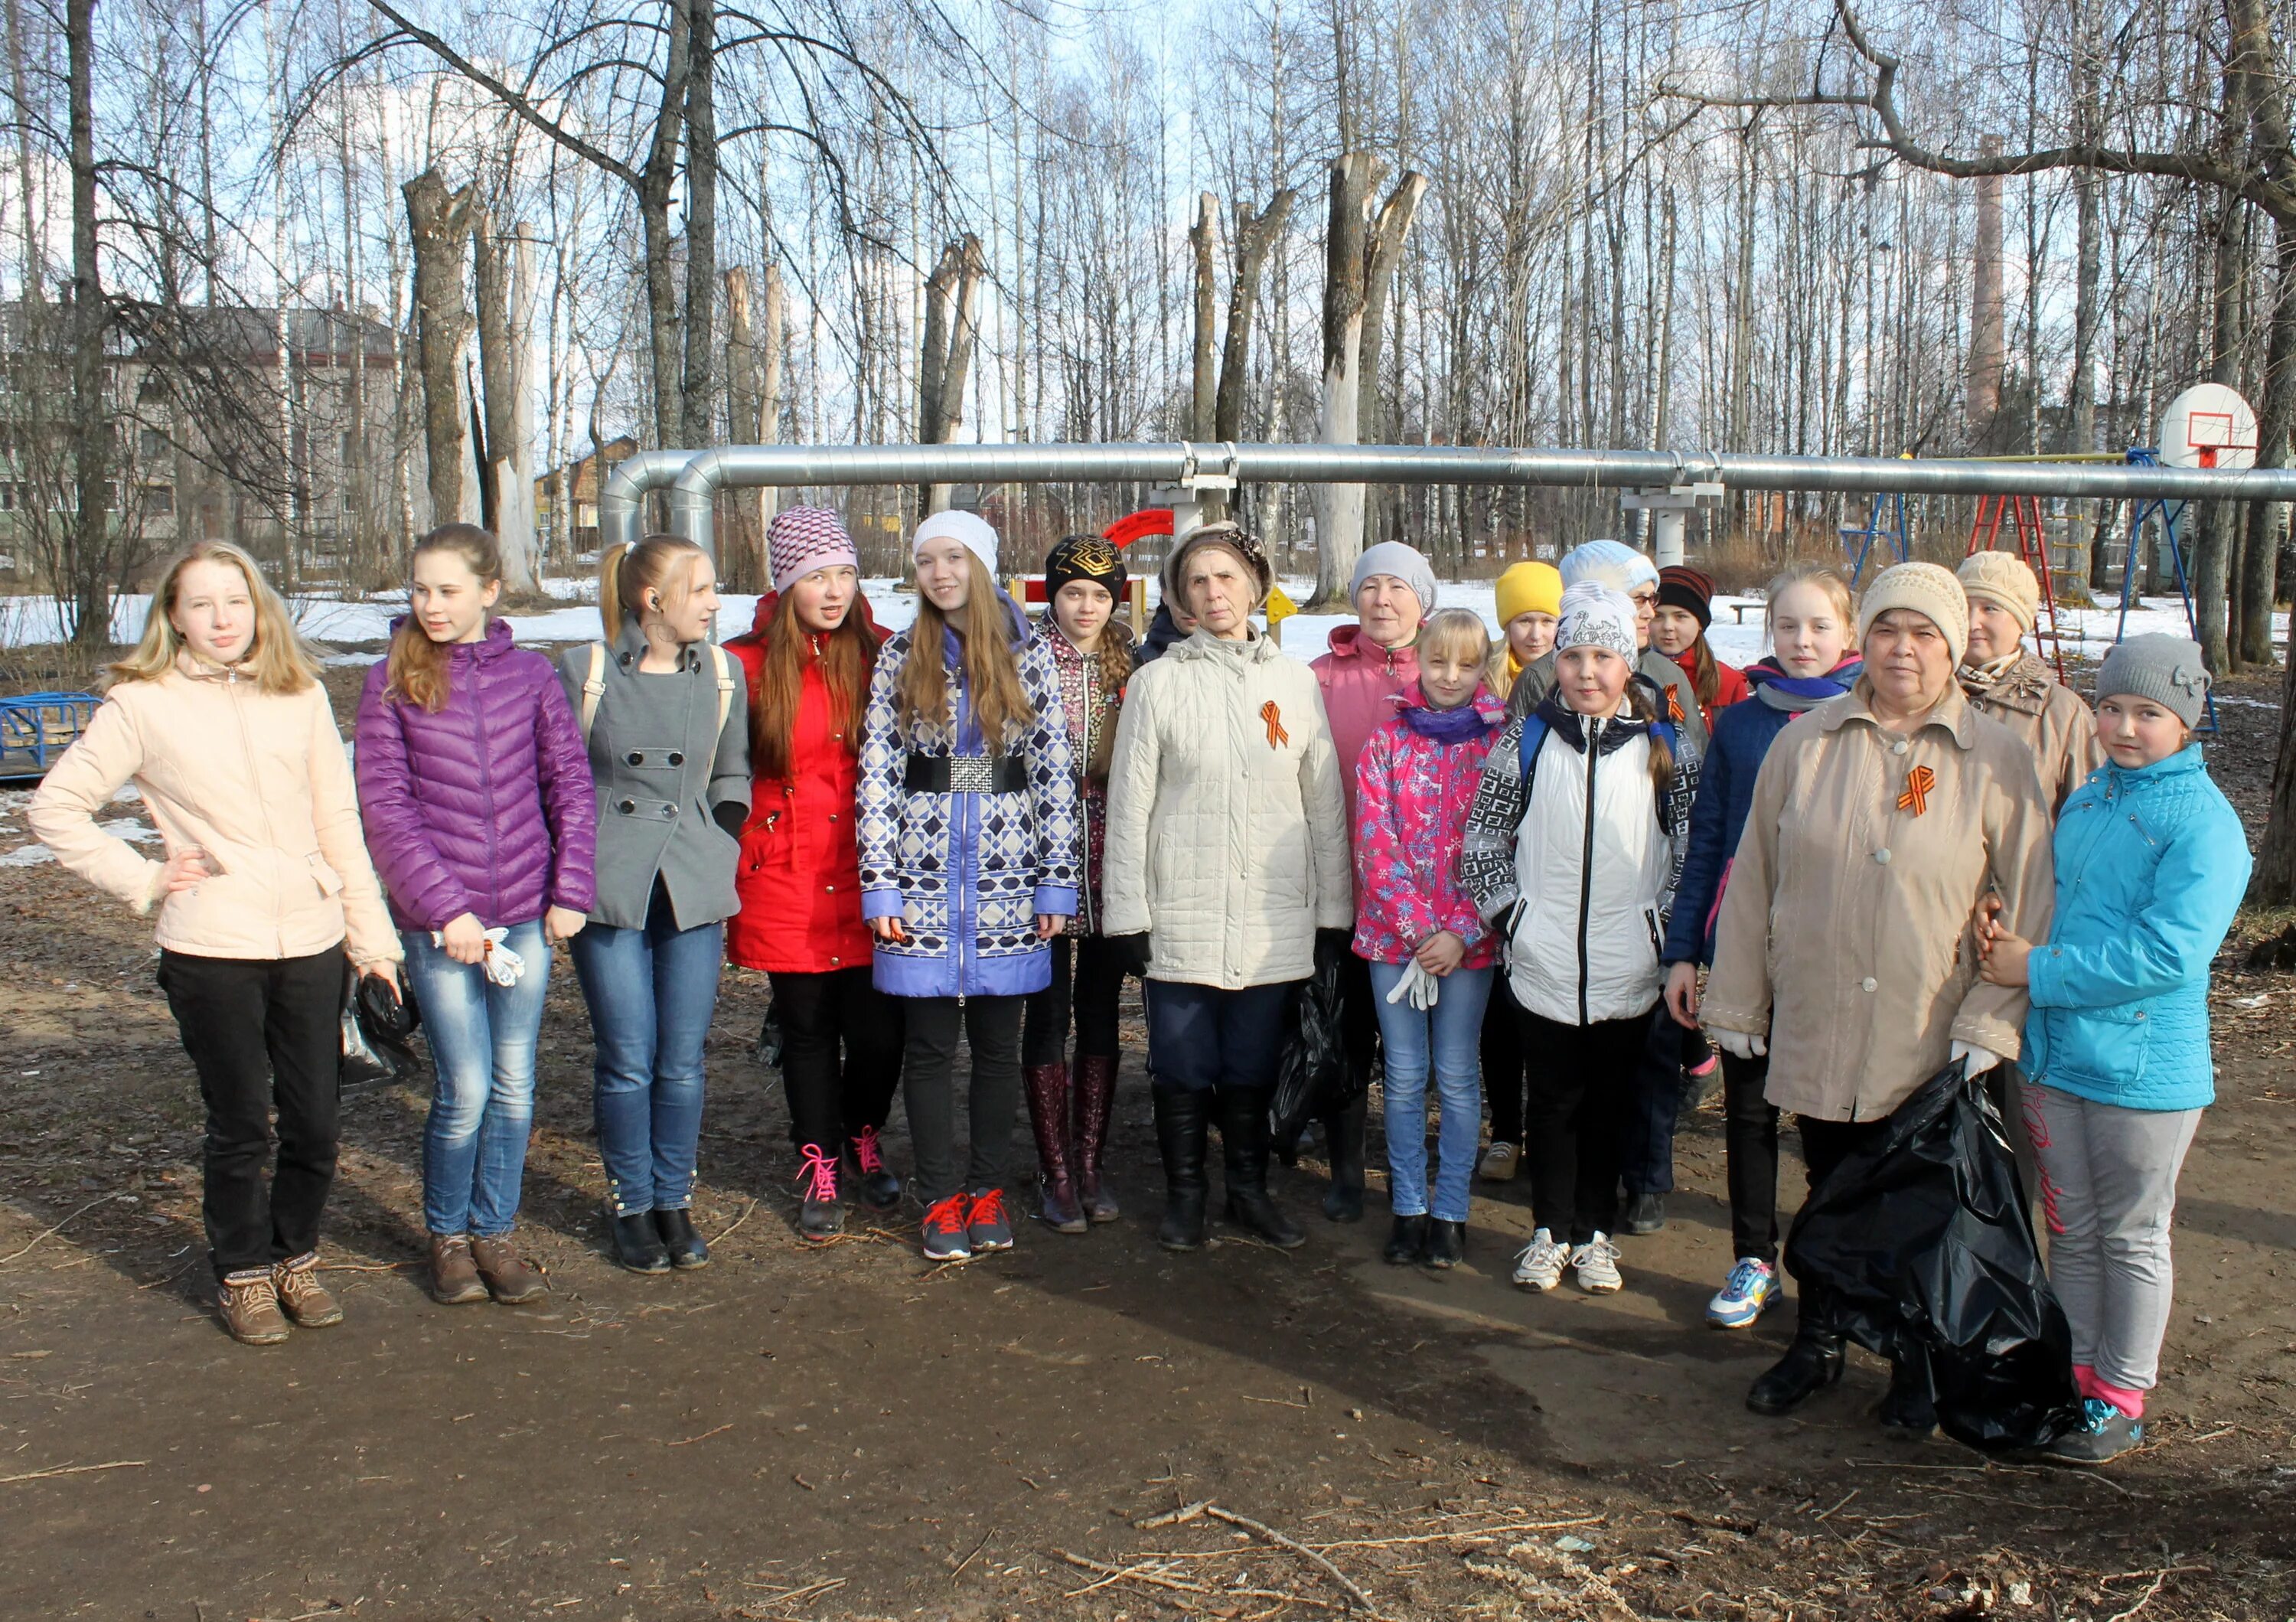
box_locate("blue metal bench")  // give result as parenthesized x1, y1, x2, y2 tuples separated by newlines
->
(0, 691, 98, 782)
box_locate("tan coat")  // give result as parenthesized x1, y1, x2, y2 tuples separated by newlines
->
(28, 660, 399, 965)
(1102, 629, 1352, 989)
(1959, 650, 2104, 817)
(1701, 679, 2053, 1122)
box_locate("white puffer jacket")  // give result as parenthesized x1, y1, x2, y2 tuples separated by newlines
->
(1497, 712, 1675, 1026)
(1102, 629, 1352, 989)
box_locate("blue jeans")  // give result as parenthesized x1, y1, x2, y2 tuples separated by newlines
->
(569, 887, 724, 1216)
(1368, 961, 1492, 1223)
(404, 920, 553, 1237)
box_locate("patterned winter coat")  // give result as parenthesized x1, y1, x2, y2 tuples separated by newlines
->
(1035, 616, 1127, 935)
(354, 617, 597, 933)
(1349, 685, 1504, 970)
(857, 594, 1080, 999)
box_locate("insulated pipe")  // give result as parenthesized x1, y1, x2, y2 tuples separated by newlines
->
(623, 441, 2296, 556)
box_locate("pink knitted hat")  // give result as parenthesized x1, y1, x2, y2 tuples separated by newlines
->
(767, 505, 859, 593)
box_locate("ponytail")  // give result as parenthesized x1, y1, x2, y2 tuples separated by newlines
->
(599, 533, 706, 643)
(1689, 634, 1720, 713)
(384, 523, 501, 713)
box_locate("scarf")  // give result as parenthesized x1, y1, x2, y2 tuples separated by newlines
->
(1748, 654, 1862, 713)
(1397, 684, 1504, 742)
(1957, 648, 2024, 700)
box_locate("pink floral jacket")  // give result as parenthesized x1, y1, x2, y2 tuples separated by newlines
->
(1349, 684, 1505, 969)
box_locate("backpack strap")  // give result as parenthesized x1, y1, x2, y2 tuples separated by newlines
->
(709, 642, 735, 735)
(578, 643, 607, 742)
(1512, 714, 1549, 827)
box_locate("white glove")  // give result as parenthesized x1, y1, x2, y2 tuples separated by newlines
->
(1708, 1027, 1766, 1059)
(1384, 962, 1440, 1012)
(1950, 1039, 2005, 1078)
(431, 925, 527, 987)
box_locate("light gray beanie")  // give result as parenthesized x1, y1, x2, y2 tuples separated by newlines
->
(1351, 541, 1437, 624)
(2095, 634, 2210, 729)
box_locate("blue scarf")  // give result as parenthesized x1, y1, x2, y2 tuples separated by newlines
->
(1397, 687, 1504, 742)
(1747, 654, 1861, 713)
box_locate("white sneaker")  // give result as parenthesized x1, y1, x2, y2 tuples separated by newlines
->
(1512, 1228, 1569, 1291)
(1571, 1232, 1623, 1294)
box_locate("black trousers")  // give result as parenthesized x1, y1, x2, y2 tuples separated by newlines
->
(158, 947, 347, 1281)
(1020, 934, 1124, 1068)
(1143, 979, 1294, 1095)
(767, 967, 905, 1157)
(1785, 1111, 1893, 1336)
(1336, 949, 1378, 1104)
(1481, 976, 1531, 1145)
(1519, 1010, 1649, 1243)
(1721, 1050, 1782, 1265)
(901, 994, 1024, 1203)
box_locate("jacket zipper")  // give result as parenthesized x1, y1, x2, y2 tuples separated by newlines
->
(1577, 716, 1600, 1026)
(226, 674, 286, 955)
(472, 651, 501, 923)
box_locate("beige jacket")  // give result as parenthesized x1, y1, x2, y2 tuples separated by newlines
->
(1959, 650, 2105, 817)
(1701, 679, 2053, 1121)
(1102, 629, 1352, 989)
(28, 660, 399, 965)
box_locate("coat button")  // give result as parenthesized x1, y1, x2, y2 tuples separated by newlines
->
(618, 799, 635, 814)
(1891, 738, 1909, 755)
(626, 750, 643, 765)
(1861, 977, 1877, 992)
(827, 812, 837, 821)
(1874, 848, 1892, 864)
(669, 752, 685, 766)
(825, 883, 836, 893)
(829, 955, 840, 966)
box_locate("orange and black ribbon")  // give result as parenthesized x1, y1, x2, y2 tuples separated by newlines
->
(1896, 764, 1936, 816)
(1667, 687, 1687, 724)
(1261, 701, 1289, 749)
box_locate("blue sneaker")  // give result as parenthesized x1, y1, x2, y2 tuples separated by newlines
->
(2045, 1398, 2143, 1464)
(1706, 1257, 1779, 1329)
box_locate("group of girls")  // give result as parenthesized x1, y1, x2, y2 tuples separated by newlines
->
(26, 520, 2249, 1468)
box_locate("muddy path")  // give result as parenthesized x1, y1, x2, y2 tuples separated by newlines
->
(0, 658, 2290, 1620)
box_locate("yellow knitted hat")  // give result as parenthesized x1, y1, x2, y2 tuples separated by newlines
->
(1495, 561, 1563, 628)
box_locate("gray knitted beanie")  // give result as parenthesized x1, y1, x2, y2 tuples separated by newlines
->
(2095, 634, 2210, 729)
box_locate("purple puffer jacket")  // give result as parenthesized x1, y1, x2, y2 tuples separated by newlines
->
(354, 617, 598, 932)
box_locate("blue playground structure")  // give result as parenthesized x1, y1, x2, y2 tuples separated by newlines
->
(0, 691, 98, 782)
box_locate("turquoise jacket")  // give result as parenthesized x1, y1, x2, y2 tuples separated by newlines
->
(2024, 744, 2250, 1112)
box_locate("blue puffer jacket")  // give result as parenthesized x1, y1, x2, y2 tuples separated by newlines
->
(2024, 744, 2250, 1111)
(1662, 654, 1861, 966)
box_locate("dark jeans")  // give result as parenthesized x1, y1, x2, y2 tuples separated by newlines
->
(1144, 979, 1294, 1095)
(1786, 1111, 1893, 1336)
(1482, 976, 1531, 1144)
(158, 947, 347, 1281)
(1621, 1007, 1687, 1196)
(1021, 934, 1124, 1067)
(1519, 1010, 1649, 1243)
(1721, 1049, 1781, 1264)
(768, 966, 905, 1157)
(902, 994, 1025, 1203)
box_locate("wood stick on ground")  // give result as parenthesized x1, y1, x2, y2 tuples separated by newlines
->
(2104, 1568, 2170, 1622)
(1204, 1503, 1388, 1617)
(1056, 1551, 1339, 1610)
(1137, 1498, 1215, 1529)
(0, 1193, 124, 1266)
(1307, 1516, 1606, 1552)
(710, 1198, 759, 1246)
(0, 1458, 148, 1485)
(950, 1529, 992, 1581)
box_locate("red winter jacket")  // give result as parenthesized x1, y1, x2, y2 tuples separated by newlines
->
(722, 592, 885, 974)
(1671, 645, 1750, 728)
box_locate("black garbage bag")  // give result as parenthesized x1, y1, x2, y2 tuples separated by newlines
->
(1784, 1060, 2083, 1454)
(1269, 932, 1355, 1160)
(342, 964, 423, 1088)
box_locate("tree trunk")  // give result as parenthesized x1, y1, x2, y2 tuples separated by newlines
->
(2242, 222, 2295, 667)
(403, 168, 475, 539)
(2258, 606, 2296, 902)
(758, 261, 785, 535)
(638, 0, 693, 449)
(497, 224, 540, 590)
(471, 206, 536, 589)
(915, 236, 983, 517)
(64, 0, 106, 645)
(1968, 136, 2005, 440)
(2197, 194, 2251, 673)
(1310, 152, 1377, 610)
(1213, 189, 1297, 444)
(1189, 191, 1218, 439)
(722, 264, 762, 592)
(1355, 171, 1428, 548)
(677, 0, 716, 452)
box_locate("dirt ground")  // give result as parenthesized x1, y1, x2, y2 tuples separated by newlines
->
(0, 652, 2291, 1622)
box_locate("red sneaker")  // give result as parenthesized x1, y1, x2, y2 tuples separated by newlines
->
(965, 1187, 1015, 1252)
(921, 1193, 973, 1262)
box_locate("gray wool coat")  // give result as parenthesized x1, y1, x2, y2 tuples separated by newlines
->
(557, 621, 751, 932)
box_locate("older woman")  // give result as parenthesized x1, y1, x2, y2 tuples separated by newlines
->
(1698, 561, 2054, 1435)
(1103, 523, 1352, 1252)
(1956, 551, 2102, 817)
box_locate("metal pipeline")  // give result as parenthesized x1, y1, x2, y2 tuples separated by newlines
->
(595, 441, 2296, 555)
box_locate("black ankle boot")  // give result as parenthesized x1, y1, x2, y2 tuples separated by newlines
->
(609, 1212, 670, 1274)
(1384, 1213, 1428, 1265)
(1153, 1087, 1210, 1252)
(1220, 1086, 1304, 1248)
(1880, 1356, 1938, 1437)
(1424, 1219, 1466, 1269)
(1321, 1095, 1367, 1223)
(652, 1207, 709, 1270)
(1746, 1330, 1847, 1416)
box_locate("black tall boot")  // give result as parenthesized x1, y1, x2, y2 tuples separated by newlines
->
(1221, 1086, 1305, 1248)
(1153, 1086, 1210, 1252)
(1321, 1094, 1367, 1223)
(1746, 1287, 1846, 1417)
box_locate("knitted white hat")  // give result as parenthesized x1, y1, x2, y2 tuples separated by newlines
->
(912, 510, 999, 576)
(1554, 582, 1638, 661)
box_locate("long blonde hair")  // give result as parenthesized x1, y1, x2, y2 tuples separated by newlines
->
(896, 554, 1034, 754)
(107, 540, 319, 694)
(599, 534, 706, 643)
(384, 524, 501, 712)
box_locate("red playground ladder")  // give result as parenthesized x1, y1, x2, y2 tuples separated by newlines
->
(1965, 494, 2066, 681)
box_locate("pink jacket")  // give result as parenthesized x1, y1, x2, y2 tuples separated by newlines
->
(1312, 624, 1420, 827)
(1349, 685, 1504, 969)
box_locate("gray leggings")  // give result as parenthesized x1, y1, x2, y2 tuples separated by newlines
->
(2025, 1082, 2200, 1395)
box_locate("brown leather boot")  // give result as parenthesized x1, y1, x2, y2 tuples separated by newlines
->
(429, 1235, 487, 1306)
(1072, 1053, 1120, 1223)
(1022, 1062, 1087, 1233)
(272, 1252, 344, 1327)
(469, 1233, 549, 1304)
(217, 1270, 291, 1345)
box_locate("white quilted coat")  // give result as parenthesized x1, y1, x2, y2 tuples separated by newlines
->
(1102, 631, 1353, 988)
(1507, 717, 1674, 1026)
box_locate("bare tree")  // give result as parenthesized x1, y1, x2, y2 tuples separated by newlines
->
(403, 168, 476, 532)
